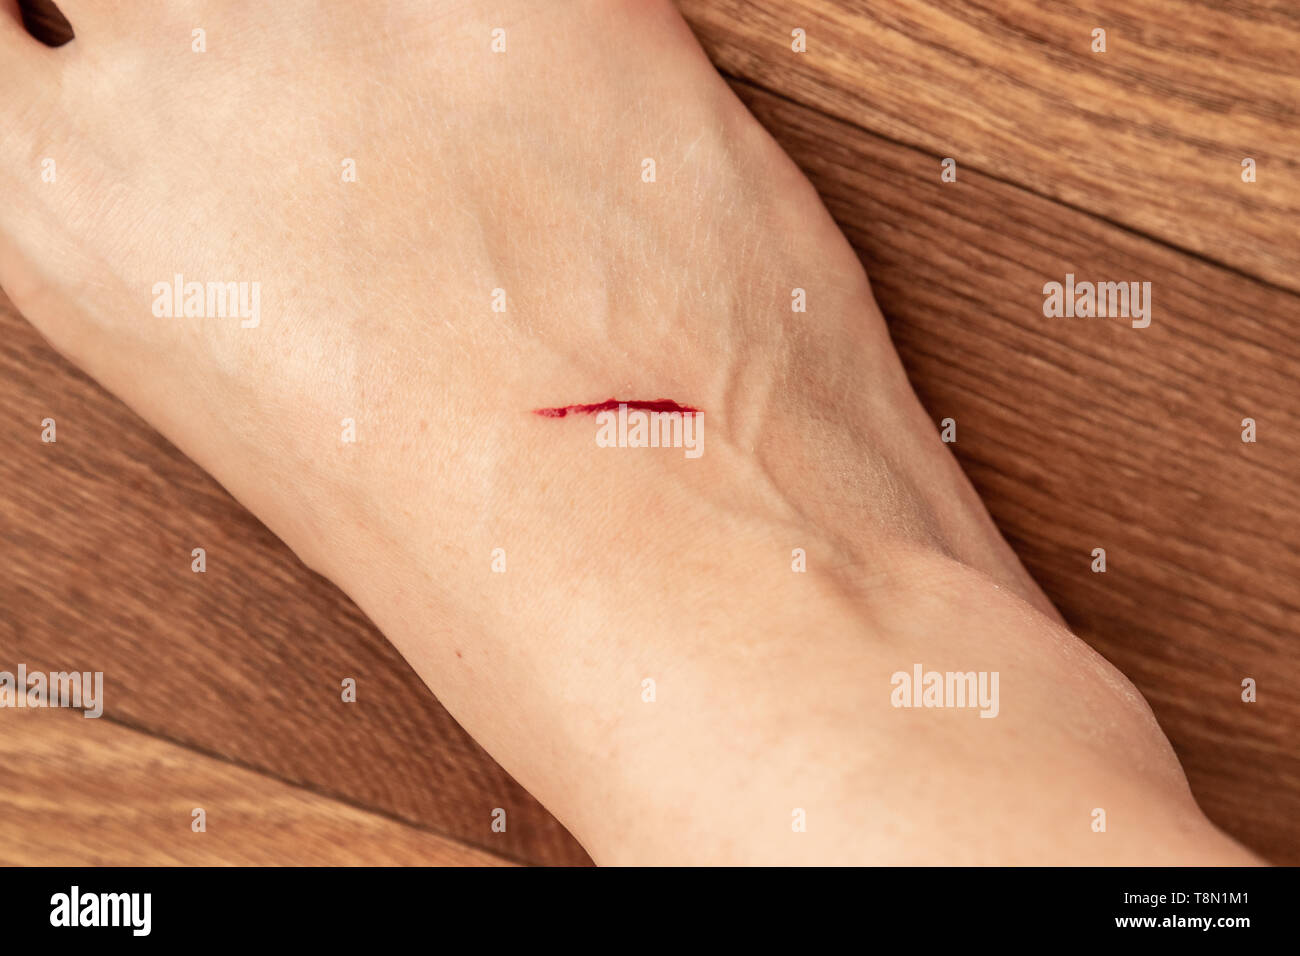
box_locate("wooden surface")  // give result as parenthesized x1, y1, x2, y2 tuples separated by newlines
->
(680, 0, 1300, 294)
(2, 1, 1297, 864)
(0, 710, 511, 865)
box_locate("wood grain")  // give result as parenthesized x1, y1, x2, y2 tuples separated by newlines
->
(729, 80, 1300, 861)
(679, 0, 1300, 294)
(0, 709, 512, 865)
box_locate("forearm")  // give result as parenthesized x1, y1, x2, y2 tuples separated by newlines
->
(254, 301, 1251, 864)
(304, 457, 1252, 864)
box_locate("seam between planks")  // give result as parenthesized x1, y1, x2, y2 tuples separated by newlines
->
(76, 711, 541, 867)
(721, 71, 1300, 306)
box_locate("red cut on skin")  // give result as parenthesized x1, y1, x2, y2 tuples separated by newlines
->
(534, 398, 702, 418)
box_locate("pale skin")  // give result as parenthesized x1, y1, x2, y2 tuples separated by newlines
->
(0, 0, 1261, 864)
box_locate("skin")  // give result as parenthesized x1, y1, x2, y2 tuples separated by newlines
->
(0, 0, 1261, 864)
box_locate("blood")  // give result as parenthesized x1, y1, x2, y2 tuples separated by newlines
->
(534, 398, 701, 418)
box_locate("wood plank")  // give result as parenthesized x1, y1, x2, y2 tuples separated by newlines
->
(0, 709, 513, 865)
(0, 308, 591, 865)
(679, 0, 1300, 293)
(729, 79, 1300, 862)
